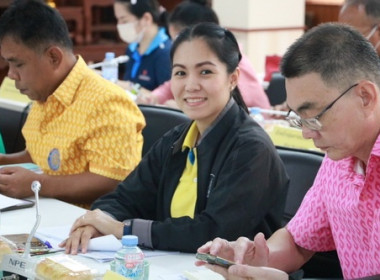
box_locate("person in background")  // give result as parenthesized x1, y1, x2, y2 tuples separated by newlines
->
(114, 0, 171, 92)
(62, 22, 288, 254)
(197, 23, 380, 279)
(273, 0, 380, 116)
(136, 0, 271, 110)
(339, 0, 380, 56)
(0, 0, 145, 207)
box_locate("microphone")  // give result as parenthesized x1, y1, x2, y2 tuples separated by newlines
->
(88, 55, 129, 69)
(0, 181, 42, 278)
(23, 181, 41, 257)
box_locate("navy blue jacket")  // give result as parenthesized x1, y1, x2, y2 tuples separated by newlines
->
(92, 102, 289, 252)
(123, 28, 171, 90)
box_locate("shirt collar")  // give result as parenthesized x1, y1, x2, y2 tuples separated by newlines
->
(181, 98, 235, 151)
(182, 122, 199, 152)
(371, 133, 380, 157)
(50, 55, 86, 107)
(199, 98, 234, 144)
(128, 27, 169, 55)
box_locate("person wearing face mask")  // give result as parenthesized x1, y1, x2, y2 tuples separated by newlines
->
(339, 0, 380, 56)
(114, 0, 171, 92)
(135, 0, 271, 110)
(270, 0, 380, 118)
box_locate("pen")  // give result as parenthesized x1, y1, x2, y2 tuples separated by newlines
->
(43, 240, 52, 249)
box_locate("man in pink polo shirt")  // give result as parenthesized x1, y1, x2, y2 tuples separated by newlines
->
(196, 23, 380, 280)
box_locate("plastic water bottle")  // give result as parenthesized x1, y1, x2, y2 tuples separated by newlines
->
(112, 235, 144, 279)
(101, 52, 118, 83)
(250, 107, 265, 126)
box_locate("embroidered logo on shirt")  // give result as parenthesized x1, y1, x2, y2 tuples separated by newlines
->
(48, 148, 60, 171)
(138, 69, 151, 81)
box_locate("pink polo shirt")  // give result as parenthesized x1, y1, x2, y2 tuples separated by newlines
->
(287, 135, 380, 279)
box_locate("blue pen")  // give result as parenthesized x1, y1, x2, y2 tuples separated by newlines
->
(44, 240, 53, 249)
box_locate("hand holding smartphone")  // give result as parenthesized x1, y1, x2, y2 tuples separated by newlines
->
(195, 252, 235, 268)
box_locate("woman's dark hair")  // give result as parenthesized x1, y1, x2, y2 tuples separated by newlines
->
(114, 0, 165, 26)
(170, 22, 248, 113)
(168, 0, 219, 31)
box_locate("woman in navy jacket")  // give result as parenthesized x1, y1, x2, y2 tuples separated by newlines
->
(114, 0, 171, 91)
(63, 23, 289, 253)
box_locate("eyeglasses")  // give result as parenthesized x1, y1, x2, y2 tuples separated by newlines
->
(365, 24, 378, 40)
(286, 83, 359, 131)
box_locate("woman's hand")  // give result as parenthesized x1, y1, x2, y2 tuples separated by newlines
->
(60, 224, 102, 254)
(59, 209, 124, 254)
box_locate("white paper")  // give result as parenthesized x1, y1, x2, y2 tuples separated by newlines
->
(0, 194, 29, 210)
(87, 234, 122, 251)
(35, 225, 182, 263)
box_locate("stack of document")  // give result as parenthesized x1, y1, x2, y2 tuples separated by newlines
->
(35, 225, 181, 263)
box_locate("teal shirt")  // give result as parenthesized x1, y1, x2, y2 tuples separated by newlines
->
(0, 132, 5, 153)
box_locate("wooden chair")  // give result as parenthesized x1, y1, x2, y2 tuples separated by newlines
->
(83, 0, 116, 44)
(57, 5, 85, 45)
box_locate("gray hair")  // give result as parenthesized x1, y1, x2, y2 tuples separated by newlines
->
(342, 0, 380, 24)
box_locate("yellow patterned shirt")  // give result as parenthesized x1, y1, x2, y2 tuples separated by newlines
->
(22, 56, 145, 180)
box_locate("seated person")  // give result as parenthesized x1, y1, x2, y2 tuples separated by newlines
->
(339, 0, 380, 57)
(114, 0, 172, 92)
(0, 0, 145, 207)
(136, 0, 271, 109)
(61, 23, 289, 254)
(274, 0, 380, 116)
(197, 23, 380, 279)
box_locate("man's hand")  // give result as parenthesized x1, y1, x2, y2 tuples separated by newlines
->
(207, 264, 288, 280)
(196, 233, 287, 280)
(0, 166, 39, 198)
(197, 233, 269, 267)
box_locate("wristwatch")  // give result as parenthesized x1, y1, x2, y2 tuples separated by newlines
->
(123, 219, 133, 236)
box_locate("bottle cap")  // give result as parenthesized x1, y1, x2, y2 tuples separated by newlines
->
(250, 107, 261, 115)
(105, 52, 115, 60)
(121, 235, 138, 246)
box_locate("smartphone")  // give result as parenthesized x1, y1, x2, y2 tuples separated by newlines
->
(195, 252, 235, 268)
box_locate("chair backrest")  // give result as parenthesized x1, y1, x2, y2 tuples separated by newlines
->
(277, 147, 343, 278)
(265, 72, 286, 106)
(138, 105, 190, 156)
(276, 147, 324, 226)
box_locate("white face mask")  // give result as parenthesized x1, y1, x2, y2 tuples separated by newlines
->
(117, 21, 144, 44)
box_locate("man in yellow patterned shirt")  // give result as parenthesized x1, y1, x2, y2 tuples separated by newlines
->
(0, 0, 145, 205)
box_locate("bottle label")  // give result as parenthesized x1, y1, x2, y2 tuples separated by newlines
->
(113, 252, 144, 279)
(125, 253, 143, 268)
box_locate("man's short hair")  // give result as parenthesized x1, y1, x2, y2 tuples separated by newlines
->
(0, 0, 73, 53)
(281, 23, 380, 89)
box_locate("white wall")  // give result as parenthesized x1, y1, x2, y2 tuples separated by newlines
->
(213, 0, 305, 75)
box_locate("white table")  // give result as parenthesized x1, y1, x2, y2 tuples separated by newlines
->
(0, 198, 222, 279)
